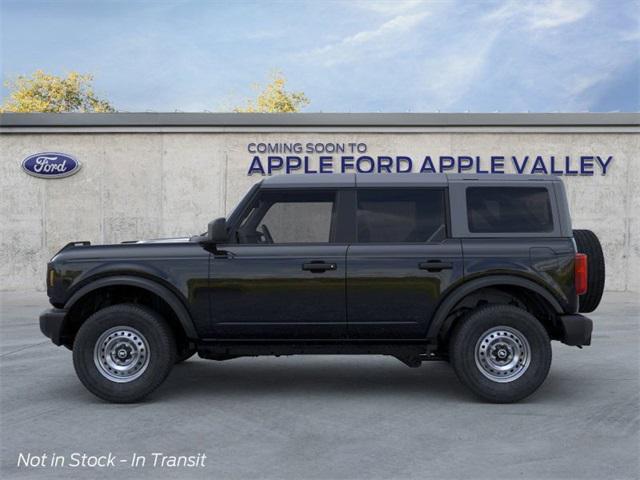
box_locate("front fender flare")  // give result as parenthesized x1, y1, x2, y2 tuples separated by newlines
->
(65, 275, 198, 338)
(426, 275, 564, 340)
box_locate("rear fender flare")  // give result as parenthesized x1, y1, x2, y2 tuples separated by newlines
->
(426, 275, 564, 340)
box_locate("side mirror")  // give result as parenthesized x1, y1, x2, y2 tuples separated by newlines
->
(207, 217, 228, 244)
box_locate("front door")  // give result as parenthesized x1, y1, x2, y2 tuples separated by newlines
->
(347, 188, 464, 339)
(208, 189, 348, 339)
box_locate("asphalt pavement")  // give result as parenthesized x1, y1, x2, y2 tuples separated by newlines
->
(1, 290, 638, 480)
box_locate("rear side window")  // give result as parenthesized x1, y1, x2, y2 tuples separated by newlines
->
(357, 189, 446, 243)
(466, 187, 553, 233)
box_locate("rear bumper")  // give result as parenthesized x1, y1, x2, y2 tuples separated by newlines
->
(39, 308, 67, 346)
(558, 314, 593, 346)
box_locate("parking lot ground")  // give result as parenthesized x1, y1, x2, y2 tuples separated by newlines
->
(1, 290, 639, 480)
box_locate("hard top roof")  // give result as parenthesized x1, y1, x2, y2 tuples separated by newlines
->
(259, 173, 559, 188)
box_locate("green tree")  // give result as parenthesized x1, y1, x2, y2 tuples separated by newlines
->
(1, 70, 115, 113)
(234, 72, 309, 113)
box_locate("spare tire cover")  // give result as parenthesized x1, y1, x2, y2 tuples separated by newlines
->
(573, 229, 605, 313)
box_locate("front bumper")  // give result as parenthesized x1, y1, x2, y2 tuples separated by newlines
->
(558, 314, 593, 346)
(39, 308, 67, 346)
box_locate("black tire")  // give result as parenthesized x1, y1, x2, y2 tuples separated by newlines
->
(72, 304, 176, 403)
(450, 304, 552, 403)
(573, 229, 605, 313)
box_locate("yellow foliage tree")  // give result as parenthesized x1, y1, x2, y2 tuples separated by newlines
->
(1, 70, 115, 113)
(234, 73, 309, 113)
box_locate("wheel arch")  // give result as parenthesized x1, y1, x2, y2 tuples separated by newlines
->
(427, 275, 564, 342)
(62, 275, 198, 347)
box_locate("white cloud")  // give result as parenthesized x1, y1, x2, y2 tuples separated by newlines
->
(619, 29, 640, 42)
(528, 0, 593, 29)
(475, 0, 634, 111)
(482, 1, 520, 23)
(568, 72, 611, 98)
(483, 0, 593, 30)
(352, 0, 428, 15)
(338, 13, 427, 45)
(415, 0, 593, 110)
(301, 12, 429, 66)
(419, 29, 500, 109)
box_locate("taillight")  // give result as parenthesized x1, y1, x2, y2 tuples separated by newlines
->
(575, 253, 588, 295)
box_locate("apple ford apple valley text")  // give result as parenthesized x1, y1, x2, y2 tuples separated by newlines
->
(246, 142, 613, 176)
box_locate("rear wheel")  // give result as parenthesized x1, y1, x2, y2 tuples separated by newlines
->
(450, 304, 551, 403)
(73, 304, 176, 403)
(573, 229, 605, 313)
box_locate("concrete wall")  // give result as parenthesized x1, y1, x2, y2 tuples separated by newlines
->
(1, 129, 638, 291)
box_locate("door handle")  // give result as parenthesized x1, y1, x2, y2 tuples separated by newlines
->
(418, 261, 453, 272)
(302, 262, 337, 273)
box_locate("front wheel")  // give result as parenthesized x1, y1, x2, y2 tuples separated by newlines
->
(450, 304, 552, 403)
(72, 304, 176, 403)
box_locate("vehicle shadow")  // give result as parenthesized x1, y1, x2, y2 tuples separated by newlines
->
(154, 355, 598, 405)
(38, 354, 591, 405)
(157, 356, 470, 402)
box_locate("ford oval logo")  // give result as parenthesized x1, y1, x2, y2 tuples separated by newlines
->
(21, 152, 81, 179)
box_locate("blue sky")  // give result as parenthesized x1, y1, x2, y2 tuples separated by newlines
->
(1, 0, 638, 112)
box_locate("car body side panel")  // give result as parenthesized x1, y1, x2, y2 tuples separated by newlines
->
(462, 238, 577, 312)
(346, 240, 464, 338)
(207, 244, 348, 339)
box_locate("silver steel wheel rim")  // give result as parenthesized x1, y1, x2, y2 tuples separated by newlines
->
(474, 326, 531, 383)
(93, 326, 150, 383)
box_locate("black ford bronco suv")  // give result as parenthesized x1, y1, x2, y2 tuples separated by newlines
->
(40, 173, 604, 403)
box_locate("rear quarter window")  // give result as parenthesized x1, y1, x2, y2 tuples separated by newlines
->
(466, 187, 553, 233)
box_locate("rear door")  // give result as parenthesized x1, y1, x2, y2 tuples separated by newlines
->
(346, 187, 464, 339)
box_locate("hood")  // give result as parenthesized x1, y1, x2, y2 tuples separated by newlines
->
(50, 237, 195, 261)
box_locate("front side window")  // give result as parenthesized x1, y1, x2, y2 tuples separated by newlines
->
(466, 187, 553, 233)
(356, 189, 446, 243)
(237, 190, 335, 244)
